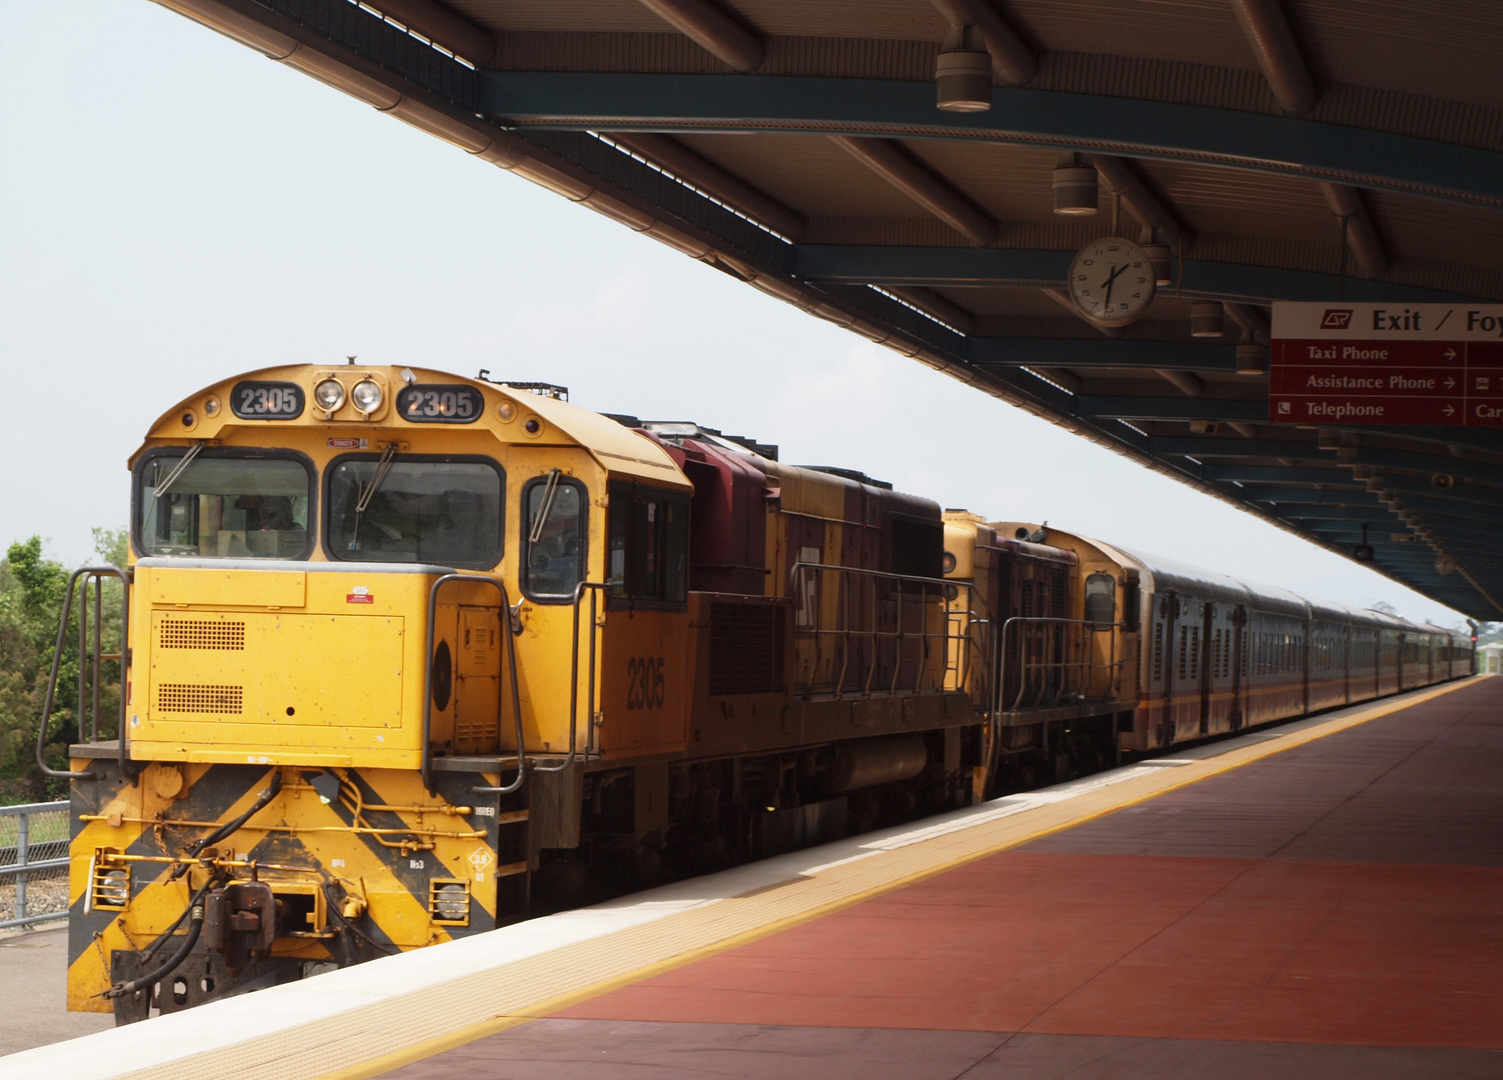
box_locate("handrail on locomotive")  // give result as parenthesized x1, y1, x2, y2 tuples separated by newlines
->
(421, 573, 531, 797)
(35, 565, 131, 782)
(420, 575, 611, 793)
(787, 561, 981, 699)
(565, 580, 608, 764)
(993, 616, 1125, 716)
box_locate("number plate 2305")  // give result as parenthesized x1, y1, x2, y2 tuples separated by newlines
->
(396, 384, 483, 424)
(626, 656, 666, 711)
(231, 381, 305, 419)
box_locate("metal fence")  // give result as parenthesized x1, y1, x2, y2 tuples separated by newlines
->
(0, 801, 70, 929)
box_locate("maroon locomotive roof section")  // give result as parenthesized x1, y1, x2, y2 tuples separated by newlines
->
(679, 437, 772, 596)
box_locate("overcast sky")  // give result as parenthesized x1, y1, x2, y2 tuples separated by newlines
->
(0, 2, 1476, 628)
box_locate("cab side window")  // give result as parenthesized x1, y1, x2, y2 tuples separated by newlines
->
(521, 474, 586, 601)
(608, 480, 689, 607)
(1084, 572, 1115, 627)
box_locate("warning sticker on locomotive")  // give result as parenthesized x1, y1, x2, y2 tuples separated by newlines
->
(231, 380, 305, 420)
(347, 586, 374, 604)
(396, 384, 484, 424)
(468, 847, 494, 870)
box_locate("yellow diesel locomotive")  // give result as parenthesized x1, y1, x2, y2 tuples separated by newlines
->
(45, 363, 1471, 1021)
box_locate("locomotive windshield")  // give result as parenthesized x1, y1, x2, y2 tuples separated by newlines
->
(135, 451, 313, 559)
(326, 456, 502, 567)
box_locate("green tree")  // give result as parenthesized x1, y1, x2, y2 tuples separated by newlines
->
(0, 531, 128, 802)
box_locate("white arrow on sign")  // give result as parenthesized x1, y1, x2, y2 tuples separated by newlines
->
(1443, 404, 1456, 416)
(1445, 348, 1457, 360)
(1445, 377, 1456, 388)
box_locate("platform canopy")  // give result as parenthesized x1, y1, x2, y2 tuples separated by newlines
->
(156, 0, 1503, 620)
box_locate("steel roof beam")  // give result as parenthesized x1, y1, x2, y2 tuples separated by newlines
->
(966, 336, 1239, 372)
(1224, 302, 1271, 345)
(1146, 436, 1324, 459)
(790, 246, 1486, 303)
(1295, 522, 1494, 556)
(1320, 182, 1388, 280)
(1360, 473, 1503, 505)
(634, 0, 764, 72)
(608, 132, 805, 240)
(1155, 369, 1206, 398)
(929, 0, 1037, 85)
(1380, 499, 1503, 526)
(1228, 0, 1318, 117)
(1074, 396, 1265, 421)
(1202, 464, 1355, 484)
(1335, 447, 1503, 487)
(1260, 487, 1503, 518)
(370, 0, 496, 66)
(1244, 488, 1373, 503)
(1092, 155, 1186, 254)
(1040, 288, 1123, 337)
(477, 72, 1503, 209)
(883, 286, 977, 334)
(829, 137, 999, 246)
(1296, 516, 1503, 547)
(1327, 424, 1503, 453)
(1026, 366, 1083, 394)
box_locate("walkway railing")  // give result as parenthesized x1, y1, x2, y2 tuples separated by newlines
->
(789, 562, 978, 698)
(1, 801, 70, 930)
(993, 616, 1124, 715)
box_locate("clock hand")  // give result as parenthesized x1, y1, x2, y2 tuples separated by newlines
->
(1100, 262, 1128, 309)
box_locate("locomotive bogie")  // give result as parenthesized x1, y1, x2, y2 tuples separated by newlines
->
(66, 755, 520, 1016)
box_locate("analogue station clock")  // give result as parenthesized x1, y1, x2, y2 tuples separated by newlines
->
(1067, 237, 1156, 326)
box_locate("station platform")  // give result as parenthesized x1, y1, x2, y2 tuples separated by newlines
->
(7, 676, 1500, 1080)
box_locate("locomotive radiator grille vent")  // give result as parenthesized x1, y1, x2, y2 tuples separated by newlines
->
(159, 620, 246, 651)
(709, 602, 785, 696)
(156, 683, 244, 714)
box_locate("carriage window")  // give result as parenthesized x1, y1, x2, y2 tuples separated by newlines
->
(136, 452, 312, 559)
(608, 481, 689, 607)
(1084, 573, 1115, 628)
(326, 457, 501, 567)
(521, 475, 586, 601)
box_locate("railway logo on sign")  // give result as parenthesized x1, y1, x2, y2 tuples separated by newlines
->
(1271, 301, 1503, 427)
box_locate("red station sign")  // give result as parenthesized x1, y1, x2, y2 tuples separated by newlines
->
(1270, 302, 1503, 426)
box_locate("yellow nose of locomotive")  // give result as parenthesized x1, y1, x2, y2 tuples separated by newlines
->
(134, 562, 503, 767)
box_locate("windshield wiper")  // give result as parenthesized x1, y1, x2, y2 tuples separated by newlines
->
(350, 443, 399, 550)
(152, 441, 207, 500)
(528, 468, 563, 544)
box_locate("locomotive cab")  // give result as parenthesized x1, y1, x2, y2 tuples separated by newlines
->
(63, 365, 692, 1017)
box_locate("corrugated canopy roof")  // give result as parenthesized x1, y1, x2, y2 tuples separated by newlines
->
(159, 0, 1503, 618)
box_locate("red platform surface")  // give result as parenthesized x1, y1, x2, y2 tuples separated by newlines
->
(385, 678, 1503, 1078)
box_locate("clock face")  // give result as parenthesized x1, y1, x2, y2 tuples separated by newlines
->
(1067, 238, 1156, 326)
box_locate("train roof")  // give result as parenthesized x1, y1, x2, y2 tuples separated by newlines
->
(636, 420, 941, 521)
(1115, 546, 1464, 637)
(130, 363, 689, 488)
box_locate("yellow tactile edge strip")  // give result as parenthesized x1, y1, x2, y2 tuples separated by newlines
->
(120, 679, 1480, 1080)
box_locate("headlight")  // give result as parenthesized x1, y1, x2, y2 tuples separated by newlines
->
(352, 379, 383, 413)
(433, 883, 468, 921)
(314, 378, 346, 412)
